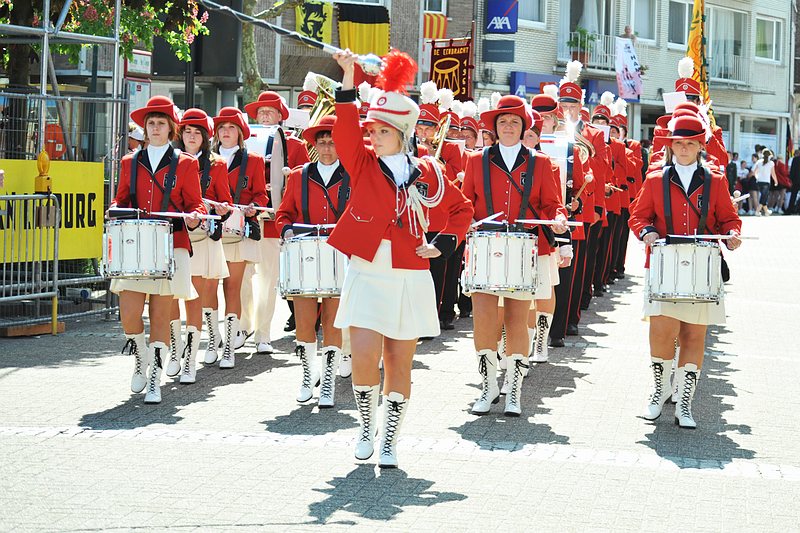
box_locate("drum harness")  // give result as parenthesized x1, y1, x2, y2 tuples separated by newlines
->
(129, 147, 182, 230)
(299, 162, 351, 230)
(481, 146, 557, 247)
(198, 154, 225, 240)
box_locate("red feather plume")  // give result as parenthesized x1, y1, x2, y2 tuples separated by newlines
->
(376, 49, 417, 95)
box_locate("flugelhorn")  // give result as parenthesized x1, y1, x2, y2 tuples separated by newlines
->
(303, 73, 340, 162)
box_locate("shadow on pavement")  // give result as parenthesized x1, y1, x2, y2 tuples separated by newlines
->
(262, 386, 359, 436)
(449, 360, 587, 449)
(637, 325, 755, 468)
(307, 464, 467, 525)
(78, 351, 293, 430)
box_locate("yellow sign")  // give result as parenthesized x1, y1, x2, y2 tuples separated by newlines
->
(0, 159, 104, 261)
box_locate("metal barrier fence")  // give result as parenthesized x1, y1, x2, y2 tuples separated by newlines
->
(0, 91, 128, 332)
(0, 193, 61, 333)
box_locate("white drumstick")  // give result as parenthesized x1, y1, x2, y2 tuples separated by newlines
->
(470, 211, 505, 228)
(732, 193, 750, 204)
(667, 233, 757, 240)
(294, 223, 336, 229)
(150, 211, 221, 220)
(516, 218, 582, 227)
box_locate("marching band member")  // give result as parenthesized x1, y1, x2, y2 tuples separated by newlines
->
(110, 96, 206, 403)
(415, 82, 466, 331)
(555, 63, 611, 325)
(169, 109, 233, 383)
(241, 91, 310, 353)
(462, 94, 567, 416)
(629, 115, 741, 428)
(609, 99, 641, 282)
(275, 115, 351, 407)
(213, 106, 268, 368)
(330, 49, 472, 467)
(460, 102, 480, 152)
(529, 90, 586, 360)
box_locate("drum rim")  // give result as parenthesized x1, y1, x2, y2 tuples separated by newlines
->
(469, 231, 538, 239)
(105, 218, 172, 228)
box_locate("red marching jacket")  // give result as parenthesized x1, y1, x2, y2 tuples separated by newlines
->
(607, 138, 628, 214)
(112, 149, 206, 251)
(275, 162, 351, 235)
(629, 165, 741, 267)
(462, 144, 567, 256)
(328, 97, 474, 270)
(581, 123, 612, 219)
(198, 154, 234, 205)
(223, 148, 269, 211)
(263, 134, 311, 238)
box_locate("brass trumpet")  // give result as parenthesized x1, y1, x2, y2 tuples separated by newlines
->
(302, 73, 340, 162)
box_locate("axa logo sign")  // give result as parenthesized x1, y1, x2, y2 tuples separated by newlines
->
(485, 0, 518, 34)
(487, 16, 512, 30)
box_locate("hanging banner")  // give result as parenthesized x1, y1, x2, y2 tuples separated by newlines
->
(615, 37, 643, 99)
(429, 38, 472, 101)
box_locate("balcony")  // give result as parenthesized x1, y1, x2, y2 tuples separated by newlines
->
(707, 54, 748, 84)
(557, 32, 653, 75)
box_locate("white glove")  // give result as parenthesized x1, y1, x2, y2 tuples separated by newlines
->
(559, 244, 574, 259)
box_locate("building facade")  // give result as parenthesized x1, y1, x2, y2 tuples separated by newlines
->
(466, 0, 793, 158)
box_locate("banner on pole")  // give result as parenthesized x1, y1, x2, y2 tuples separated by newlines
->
(614, 37, 643, 100)
(429, 38, 472, 101)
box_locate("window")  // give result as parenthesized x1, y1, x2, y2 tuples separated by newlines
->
(631, 0, 656, 41)
(519, 0, 545, 23)
(668, 1, 691, 45)
(425, 0, 446, 13)
(756, 17, 782, 62)
(707, 7, 745, 80)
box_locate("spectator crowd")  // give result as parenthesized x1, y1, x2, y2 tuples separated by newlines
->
(724, 145, 800, 216)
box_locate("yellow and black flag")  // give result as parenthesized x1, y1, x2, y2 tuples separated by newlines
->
(296, 0, 333, 44)
(337, 3, 390, 56)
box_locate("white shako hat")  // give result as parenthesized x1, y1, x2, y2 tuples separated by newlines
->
(363, 49, 420, 138)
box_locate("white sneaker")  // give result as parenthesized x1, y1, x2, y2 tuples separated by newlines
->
(256, 341, 274, 354)
(234, 329, 249, 350)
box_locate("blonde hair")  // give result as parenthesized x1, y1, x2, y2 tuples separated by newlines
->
(212, 122, 245, 152)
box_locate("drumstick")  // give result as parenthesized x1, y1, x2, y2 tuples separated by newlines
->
(669, 234, 758, 240)
(732, 193, 750, 204)
(515, 218, 582, 227)
(572, 179, 591, 201)
(294, 223, 337, 229)
(470, 211, 505, 228)
(150, 211, 222, 220)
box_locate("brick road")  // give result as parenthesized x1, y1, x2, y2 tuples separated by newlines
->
(1, 216, 798, 531)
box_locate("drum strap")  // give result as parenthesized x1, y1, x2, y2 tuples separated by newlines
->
(130, 148, 180, 212)
(301, 163, 311, 224)
(302, 163, 351, 224)
(481, 147, 494, 215)
(129, 149, 142, 209)
(233, 148, 249, 204)
(662, 165, 712, 234)
(199, 153, 212, 195)
(160, 149, 181, 213)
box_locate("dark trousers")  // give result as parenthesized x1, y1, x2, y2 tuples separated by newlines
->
(551, 250, 575, 339)
(590, 219, 609, 295)
(600, 213, 619, 285)
(581, 219, 603, 307)
(612, 208, 631, 276)
(788, 185, 800, 214)
(439, 241, 464, 321)
(567, 236, 589, 328)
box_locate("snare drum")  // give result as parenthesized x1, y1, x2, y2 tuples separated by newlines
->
(221, 208, 247, 243)
(647, 241, 723, 303)
(279, 235, 348, 298)
(462, 231, 538, 293)
(103, 219, 174, 279)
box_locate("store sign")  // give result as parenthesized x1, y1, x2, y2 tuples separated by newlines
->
(125, 49, 152, 77)
(485, 0, 518, 34)
(483, 40, 515, 63)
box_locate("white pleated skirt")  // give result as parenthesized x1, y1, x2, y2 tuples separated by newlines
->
(223, 237, 262, 263)
(110, 248, 197, 300)
(488, 253, 560, 306)
(190, 236, 230, 279)
(334, 240, 440, 340)
(641, 269, 726, 325)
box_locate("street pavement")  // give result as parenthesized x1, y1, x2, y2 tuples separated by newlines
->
(1, 215, 799, 531)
